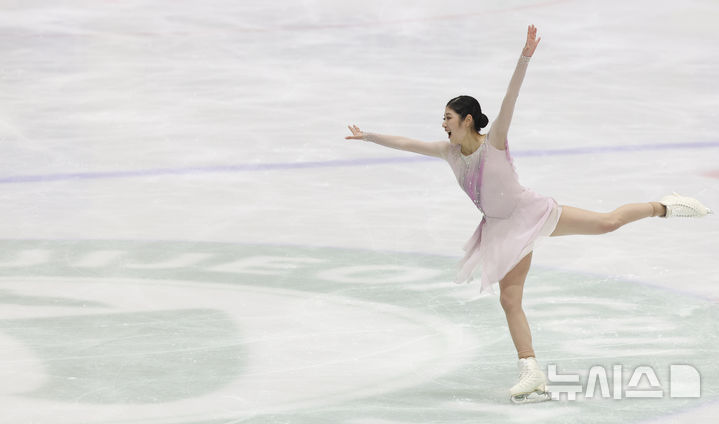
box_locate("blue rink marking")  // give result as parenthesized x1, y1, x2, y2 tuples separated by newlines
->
(1, 140, 718, 184)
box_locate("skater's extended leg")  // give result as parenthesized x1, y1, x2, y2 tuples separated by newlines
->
(550, 202, 665, 237)
(499, 252, 534, 359)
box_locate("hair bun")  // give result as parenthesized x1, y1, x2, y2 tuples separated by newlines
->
(446, 95, 489, 133)
(477, 113, 489, 129)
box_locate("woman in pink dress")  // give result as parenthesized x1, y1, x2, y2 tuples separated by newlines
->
(345, 25, 711, 403)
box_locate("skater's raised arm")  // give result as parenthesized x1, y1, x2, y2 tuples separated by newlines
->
(487, 25, 541, 150)
(345, 125, 450, 159)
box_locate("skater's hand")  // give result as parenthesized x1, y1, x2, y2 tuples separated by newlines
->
(345, 124, 367, 140)
(522, 24, 541, 57)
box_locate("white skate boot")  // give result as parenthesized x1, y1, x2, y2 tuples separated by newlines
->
(509, 357, 551, 404)
(659, 192, 712, 218)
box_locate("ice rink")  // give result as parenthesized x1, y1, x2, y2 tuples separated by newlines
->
(1, 0, 718, 423)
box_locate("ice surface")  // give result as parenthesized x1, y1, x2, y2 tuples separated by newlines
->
(0, 0, 718, 423)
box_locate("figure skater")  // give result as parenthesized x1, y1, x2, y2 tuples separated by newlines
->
(345, 25, 712, 403)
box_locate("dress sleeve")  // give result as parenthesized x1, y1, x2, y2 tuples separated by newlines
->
(487, 55, 531, 150)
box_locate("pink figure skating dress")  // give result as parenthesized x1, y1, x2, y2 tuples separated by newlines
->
(442, 55, 561, 293)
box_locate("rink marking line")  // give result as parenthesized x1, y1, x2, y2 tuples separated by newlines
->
(0, 240, 714, 422)
(0, 273, 480, 423)
(0, 237, 714, 302)
(1, 141, 718, 184)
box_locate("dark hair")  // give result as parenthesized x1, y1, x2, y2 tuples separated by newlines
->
(446, 95, 489, 132)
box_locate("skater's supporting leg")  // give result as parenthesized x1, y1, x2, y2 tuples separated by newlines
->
(499, 252, 535, 359)
(550, 202, 665, 237)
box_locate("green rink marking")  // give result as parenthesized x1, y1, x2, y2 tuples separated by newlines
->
(1, 309, 244, 404)
(0, 239, 716, 424)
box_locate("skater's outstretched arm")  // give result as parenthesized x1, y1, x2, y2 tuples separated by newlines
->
(487, 25, 541, 151)
(345, 125, 450, 159)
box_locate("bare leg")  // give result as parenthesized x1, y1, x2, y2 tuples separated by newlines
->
(499, 252, 535, 359)
(502, 202, 665, 357)
(551, 202, 666, 237)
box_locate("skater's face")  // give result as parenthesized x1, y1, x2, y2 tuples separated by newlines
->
(443, 107, 470, 143)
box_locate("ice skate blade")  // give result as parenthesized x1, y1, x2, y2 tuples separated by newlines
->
(510, 390, 551, 404)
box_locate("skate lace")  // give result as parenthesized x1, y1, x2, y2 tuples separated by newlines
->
(518, 363, 531, 382)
